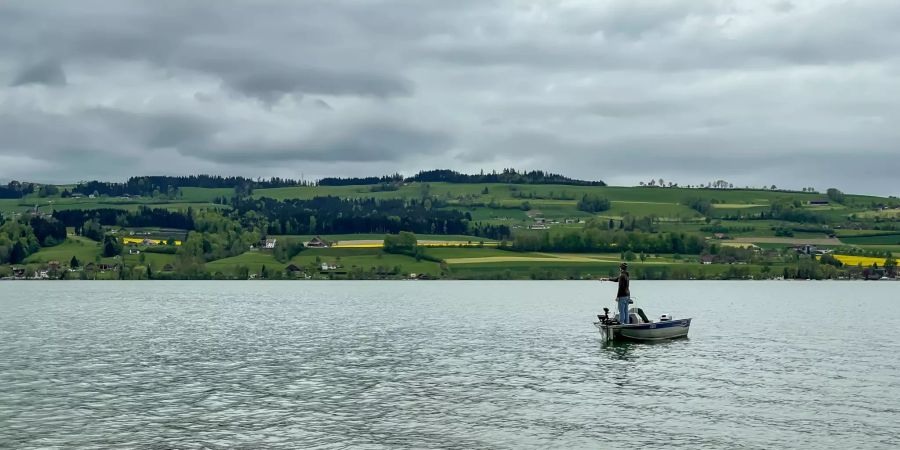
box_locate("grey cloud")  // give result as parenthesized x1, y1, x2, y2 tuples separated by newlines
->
(11, 60, 67, 86)
(585, 100, 678, 118)
(175, 119, 452, 165)
(1, 0, 899, 195)
(198, 60, 413, 101)
(304, 121, 451, 163)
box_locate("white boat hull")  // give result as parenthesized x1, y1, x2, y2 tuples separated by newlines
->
(596, 318, 691, 342)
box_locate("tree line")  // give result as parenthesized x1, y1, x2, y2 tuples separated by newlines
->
(0, 215, 67, 264)
(509, 227, 707, 255)
(0, 181, 36, 199)
(407, 169, 606, 186)
(70, 175, 303, 197)
(318, 174, 404, 186)
(53, 207, 196, 230)
(232, 196, 511, 238)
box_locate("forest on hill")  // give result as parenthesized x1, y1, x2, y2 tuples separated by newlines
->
(1, 171, 898, 280)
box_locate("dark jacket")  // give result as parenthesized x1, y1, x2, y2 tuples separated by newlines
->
(610, 270, 630, 297)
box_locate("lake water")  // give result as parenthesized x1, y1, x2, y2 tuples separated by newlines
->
(1, 281, 898, 449)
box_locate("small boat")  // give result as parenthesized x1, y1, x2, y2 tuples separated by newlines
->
(594, 305, 691, 342)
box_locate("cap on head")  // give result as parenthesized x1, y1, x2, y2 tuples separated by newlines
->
(620, 262, 628, 269)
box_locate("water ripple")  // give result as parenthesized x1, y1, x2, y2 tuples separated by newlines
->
(1, 280, 899, 449)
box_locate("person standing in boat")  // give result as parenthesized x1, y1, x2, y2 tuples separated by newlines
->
(606, 262, 632, 324)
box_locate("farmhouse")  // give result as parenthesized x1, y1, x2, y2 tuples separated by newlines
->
(794, 244, 818, 255)
(529, 218, 550, 230)
(260, 237, 277, 249)
(306, 236, 329, 248)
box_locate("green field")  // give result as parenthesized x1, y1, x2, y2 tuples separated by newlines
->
(122, 252, 176, 268)
(4, 178, 898, 280)
(856, 245, 900, 254)
(206, 251, 285, 273)
(840, 234, 900, 245)
(23, 236, 102, 264)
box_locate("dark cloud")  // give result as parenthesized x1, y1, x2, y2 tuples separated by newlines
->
(0, 0, 898, 195)
(174, 119, 453, 165)
(11, 60, 67, 86)
(314, 99, 334, 110)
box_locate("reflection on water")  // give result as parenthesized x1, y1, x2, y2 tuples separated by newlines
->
(1, 281, 899, 449)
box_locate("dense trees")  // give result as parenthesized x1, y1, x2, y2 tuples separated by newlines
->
(576, 194, 611, 213)
(29, 216, 67, 246)
(102, 235, 123, 257)
(407, 169, 606, 186)
(0, 216, 45, 263)
(511, 227, 706, 255)
(826, 188, 846, 204)
(319, 174, 403, 186)
(273, 238, 305, 263)
(234, 196, 473, 236)
(71, 175, 301, 197)
(54, 207, 195, 231)
(684, 197, 713, 215)
(0, 181, 35, 199)
(384, 231, 418, 255)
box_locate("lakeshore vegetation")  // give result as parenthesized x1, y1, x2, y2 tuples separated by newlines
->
(1, 170, 898, 280)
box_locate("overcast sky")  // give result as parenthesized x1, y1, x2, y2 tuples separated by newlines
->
(1, 1, 898, 195)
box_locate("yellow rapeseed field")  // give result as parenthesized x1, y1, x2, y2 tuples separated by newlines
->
(827, 254, 890, 266)
(121, 237, 182, 246)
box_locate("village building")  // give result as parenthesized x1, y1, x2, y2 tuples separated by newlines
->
(259, 237, 277, 249)
(529, 218, 550, 230)
(306, 236, 329, 248)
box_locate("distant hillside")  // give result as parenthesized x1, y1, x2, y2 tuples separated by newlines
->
(319, 169, 606, 186)
(405, 169, 606, 186)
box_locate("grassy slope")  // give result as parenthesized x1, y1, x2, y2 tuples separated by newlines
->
(24, 236, 102, 263)
(840, 234, 900, 245)
(122, 252, 176, 268)
(6, 181, 898, 279)
(292, 248, 441, 275)
(206, 251, 285, 273)
(203, 248, 442, 276)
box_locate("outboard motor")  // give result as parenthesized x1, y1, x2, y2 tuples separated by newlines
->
(598, 307, 617, 325)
